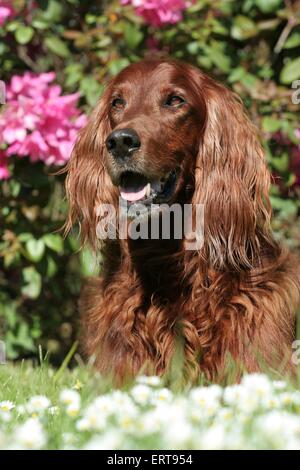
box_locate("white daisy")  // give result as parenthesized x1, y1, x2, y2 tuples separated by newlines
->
(14, 418, 47, 449)
(91, 396, 115, 416)
(59, 389, 81, 407)
(136, 375, 162, 387)
(190, 386, 221, 417)
(77, 403, 107, 431)
(223, 384, 243, 406)
(27, 395, 51, 414)
(151, 388, 173, 404)
(131, 384, 152, 405)
(66, 402, 80, 417)
(84, 431, 123, 450)
(0, 401, 14, 412)
(241, 373, 273, 398)
(163, 417, 194, 449)
(255, 410, 300, 447)
(279, 391, 300, 407)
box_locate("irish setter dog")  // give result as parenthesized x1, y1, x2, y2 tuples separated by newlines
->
(66, 59, 300, 383)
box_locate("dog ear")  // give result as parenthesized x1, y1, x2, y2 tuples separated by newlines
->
(192, 75, 278, 271)
(65, 85, 116, 248)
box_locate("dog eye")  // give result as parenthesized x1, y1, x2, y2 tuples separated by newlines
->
(164, 95, 185, 107)
(112, 98, 126, 110)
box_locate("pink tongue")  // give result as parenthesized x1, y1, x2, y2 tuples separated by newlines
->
(120, 185, 147, 202)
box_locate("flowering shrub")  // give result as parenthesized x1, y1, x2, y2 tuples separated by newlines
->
(121, 0, 188, 26)
(1, 370, 300, 450)
(0, 72, 87, 179)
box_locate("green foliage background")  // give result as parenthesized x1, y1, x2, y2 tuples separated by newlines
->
(0, 0, 299, 364)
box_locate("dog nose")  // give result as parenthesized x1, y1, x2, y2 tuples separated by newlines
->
(106, 128, 141, 159)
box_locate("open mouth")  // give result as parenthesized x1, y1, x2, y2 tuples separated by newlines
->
(119, 169, 179, 205)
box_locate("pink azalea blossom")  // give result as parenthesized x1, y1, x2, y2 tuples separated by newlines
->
(0, 1, 16, 26)
(0, 72, 87, 179)
(121, 0, 189, 26)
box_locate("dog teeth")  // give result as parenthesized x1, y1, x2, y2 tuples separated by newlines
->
(146, 183, 151, 197)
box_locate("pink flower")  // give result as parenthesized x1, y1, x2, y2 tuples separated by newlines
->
(121, 0, 189, 26)
(0, 72, 87, 179)
(0, 1, 16, 26)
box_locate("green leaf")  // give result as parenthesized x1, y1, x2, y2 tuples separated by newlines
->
(95, 36, 112, 48)
(271, 152, 289, 173)
(32, 19, 49, 30)
(108, 58, 130, 76)
(228, 67, 246, 83)
(16, 323, 35, 350)
(6, 20, 20, 32)
(255, 0, 282, 13)
(25, 239, 45, 263)
(80, 248, 99, 277)
(262, 117, 281, 133)
(208, 47, 231, 73)
(18, 233, 33, 242)
(46, 256, 58, 278)
(2, 303, 17, 328)
(124, 23, 143, 49)
(280, 120, 300, 144)
(85, 13, 97, 25)
(286, 173, 297, 187)
(280, 58, 300, 84)
(197, 55, 212, 69)
(240, 73, 258, 89)
(186, 42, 199, 55)
(283, 32, 300, 49)
(67, 233, 81, 252)
(39, 0, 64, 23)
(211, 19, 228, 36)
(231, 16, 258, 40)
(80, 76, 103, 107)
(22, 267, 42, 299)
(270, 196, 298, 217)
(9, 180, 21, 197)
(43, 233, 63, 253)
(44, 36, 70, 58)
(64, 63, 84, 88)
(15, 26, 34, 45)
(5, 332, 19, 359)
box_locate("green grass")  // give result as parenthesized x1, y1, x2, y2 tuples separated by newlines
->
(0, 361, 300, 450)
(0, 362, 102, 449)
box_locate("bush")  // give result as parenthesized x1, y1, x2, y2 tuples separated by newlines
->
(0, 0, 299, 363)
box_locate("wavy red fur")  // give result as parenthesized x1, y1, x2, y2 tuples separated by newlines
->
(65, 59, 300, 384)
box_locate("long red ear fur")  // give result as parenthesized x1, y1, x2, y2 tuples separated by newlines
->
(64, 86, 117, 248)
(192, 73, 278, 271)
